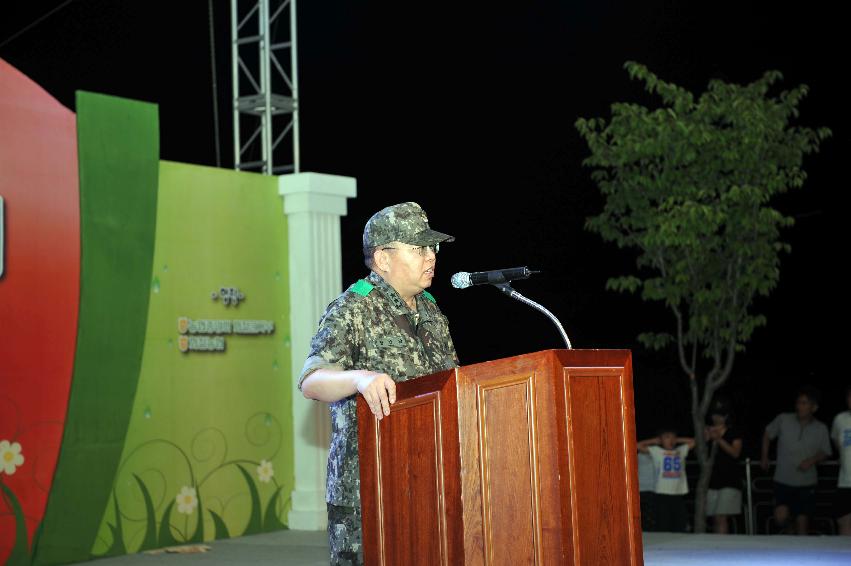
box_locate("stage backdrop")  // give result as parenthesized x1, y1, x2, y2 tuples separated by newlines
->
(1, 60, 294, 566)
(0, 57, 81, 566)
(86, 161, 293, 559)
(86, 162, 292, 555)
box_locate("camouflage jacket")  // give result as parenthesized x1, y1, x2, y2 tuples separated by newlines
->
(299, 270, 460, 507)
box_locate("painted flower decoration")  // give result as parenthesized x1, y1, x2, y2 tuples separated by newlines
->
(0, 440, 24, 475)
(176, 486, 198, 514)
(257, 459, 274, 483)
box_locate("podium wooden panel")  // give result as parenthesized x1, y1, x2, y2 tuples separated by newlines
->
(358, 349, 643, 566)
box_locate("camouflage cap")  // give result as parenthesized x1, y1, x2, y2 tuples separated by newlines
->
(363, 202, 455, 248)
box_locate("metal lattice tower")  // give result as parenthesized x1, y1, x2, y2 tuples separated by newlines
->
(231, 0, 299, 174)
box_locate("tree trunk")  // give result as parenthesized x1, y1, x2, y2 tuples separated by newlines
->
(693, 442, 717, 533)
(689, 377, 717, 534)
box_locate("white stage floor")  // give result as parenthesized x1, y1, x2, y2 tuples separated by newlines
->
(643, 532, 851, 565)
(75, 530, 851, 565)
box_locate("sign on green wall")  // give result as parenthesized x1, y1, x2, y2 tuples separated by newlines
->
(90, 161, 293, 556)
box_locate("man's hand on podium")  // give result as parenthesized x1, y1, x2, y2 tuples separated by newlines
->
(302, 368, 398, 418)
(355, 372, 397, 420)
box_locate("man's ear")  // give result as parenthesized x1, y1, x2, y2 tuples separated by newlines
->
(375, 248, 390, 272)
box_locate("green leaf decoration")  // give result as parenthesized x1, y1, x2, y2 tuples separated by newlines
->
(262, 486, 288, 532)
(101, 494, 127, 557)
(236, 464, 263, 535)
(0, 481, 30, 566)
(30, 519, 45, 565)
(209, 509, 231, 540)
(157, 499, 181, 548)
(132, 474, 159, 551)
(188, 488, 205, 543)
(103, 524, 120, 557)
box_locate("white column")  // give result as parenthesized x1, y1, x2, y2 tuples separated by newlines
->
(279, 172, 357, 530)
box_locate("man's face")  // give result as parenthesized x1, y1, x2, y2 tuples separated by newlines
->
(711, 414, 726, 427)
(379, 241, 437, 298)
(795, 395, 817, 419)
(660, 432, 677, 450)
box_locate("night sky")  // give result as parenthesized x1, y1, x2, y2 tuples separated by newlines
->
(2, 1, 845, 454)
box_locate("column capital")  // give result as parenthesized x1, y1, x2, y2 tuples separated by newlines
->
(278, 172, 357, 216)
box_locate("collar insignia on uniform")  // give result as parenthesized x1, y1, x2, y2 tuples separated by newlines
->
(421, 290, 436, 303)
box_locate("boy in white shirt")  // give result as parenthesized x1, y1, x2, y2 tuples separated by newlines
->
(638, 428, 696, 532)
(831, 386, 851, 535)
(637, 450, 658, 531)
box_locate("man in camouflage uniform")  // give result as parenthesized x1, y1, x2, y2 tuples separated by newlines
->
(299, 202, 460, 565)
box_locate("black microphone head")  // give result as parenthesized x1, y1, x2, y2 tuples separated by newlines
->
(450, 272, 471, 289)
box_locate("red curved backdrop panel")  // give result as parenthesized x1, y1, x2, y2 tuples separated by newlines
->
(0, 58, 80, 563)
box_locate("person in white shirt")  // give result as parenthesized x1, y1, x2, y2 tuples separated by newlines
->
(638, 428, 695, 532)
(831, 386, 851, 535)
(637, 450, 658, 531)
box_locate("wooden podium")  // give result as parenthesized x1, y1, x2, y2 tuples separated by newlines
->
(357, 349, 643, 566)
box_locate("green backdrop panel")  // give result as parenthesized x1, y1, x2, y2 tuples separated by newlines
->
(33, 91, 160, 565)
(89, 161, 293, 557)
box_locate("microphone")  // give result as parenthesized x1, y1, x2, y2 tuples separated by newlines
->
(450, 267, 539, 289)
(450, 266, 572, 348)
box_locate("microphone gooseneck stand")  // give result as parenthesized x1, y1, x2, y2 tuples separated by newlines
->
(493, 283, 573, 349)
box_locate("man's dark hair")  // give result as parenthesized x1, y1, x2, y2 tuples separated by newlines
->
(708, 396, 734, 424)
(796, 385, 821, 405)
(363, 246, 377, 269)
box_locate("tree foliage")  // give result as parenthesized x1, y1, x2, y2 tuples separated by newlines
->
(576, 61, 830, 532)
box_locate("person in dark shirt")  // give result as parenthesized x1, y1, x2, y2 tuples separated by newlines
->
(705, 398, 743, 534)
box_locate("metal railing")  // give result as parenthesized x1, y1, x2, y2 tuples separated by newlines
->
(682, 458, 841, 535)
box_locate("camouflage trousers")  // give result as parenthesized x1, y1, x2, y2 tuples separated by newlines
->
(327, 503, 363, 566)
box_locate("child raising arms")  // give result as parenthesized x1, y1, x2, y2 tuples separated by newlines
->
(638, 428, 696, 532)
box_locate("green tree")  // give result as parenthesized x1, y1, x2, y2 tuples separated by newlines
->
(576, 62, 830, 533)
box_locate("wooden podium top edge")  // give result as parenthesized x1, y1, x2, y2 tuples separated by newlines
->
(367, 349, 635, 405)
(465, 348, 632, 368)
